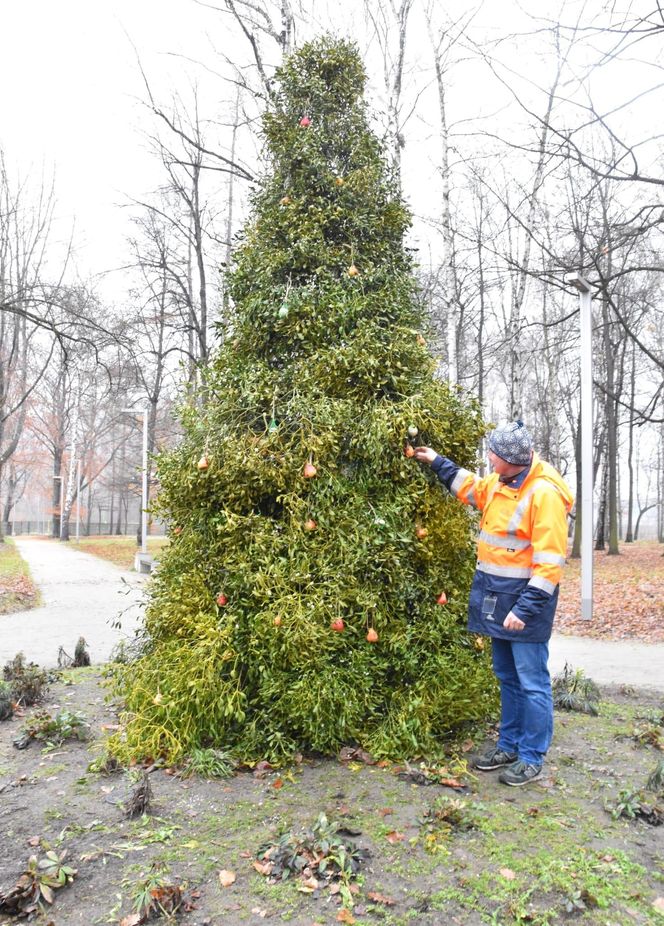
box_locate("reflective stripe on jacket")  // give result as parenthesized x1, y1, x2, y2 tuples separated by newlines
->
(432, 452, 574, 642)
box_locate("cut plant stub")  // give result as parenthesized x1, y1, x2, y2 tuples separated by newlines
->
(437, 592, 448, 606)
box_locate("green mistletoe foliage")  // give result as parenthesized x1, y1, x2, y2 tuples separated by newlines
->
(111, 37, 495, 766)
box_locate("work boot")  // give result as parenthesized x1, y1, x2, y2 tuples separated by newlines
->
(472, 746, 518, 771)
(498, 760, 543, 787)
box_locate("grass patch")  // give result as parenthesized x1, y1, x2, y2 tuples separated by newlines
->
(0, 538, 40, 615)
(72, 536, 168, 570)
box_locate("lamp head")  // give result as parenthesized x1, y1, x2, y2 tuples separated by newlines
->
(564, 272, 592, 294)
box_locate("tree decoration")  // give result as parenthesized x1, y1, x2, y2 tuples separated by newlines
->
(366, 628, 379, 643)
(111, 37, 493, 768)
(347, 263, 360, 277)
(216, 593, 228, 607)
(407, 425, 419, 439)
(303, 459, 317, 478)
(415, 526, 428, 539)
(304, 518, 317, 531)
(437, 592, 448, 606)
(299, 116, 311, 127)
(197, 454, 209, 471)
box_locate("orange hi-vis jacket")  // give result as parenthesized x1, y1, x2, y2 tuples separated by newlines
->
(431, 452, 574, 642)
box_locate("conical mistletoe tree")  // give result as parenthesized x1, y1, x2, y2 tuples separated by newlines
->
(112, 37, 495, 766)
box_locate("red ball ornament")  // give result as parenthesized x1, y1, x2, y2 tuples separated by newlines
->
(216, 593, 228, 607)
(436, 592, 448, 606)
(299, 116, 311, 127)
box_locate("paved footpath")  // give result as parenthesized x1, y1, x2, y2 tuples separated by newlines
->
(549, 633, 664, 691)
(1, 537, 146, 668)
(3, 538, 664, 689)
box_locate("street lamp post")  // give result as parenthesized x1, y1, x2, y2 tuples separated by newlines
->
(122, 406, 149, 558)
(564, 272, 594, 621)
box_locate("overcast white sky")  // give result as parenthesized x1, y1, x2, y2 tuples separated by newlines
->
(0, 0, 217, 286)
(0, 0, 656, 298)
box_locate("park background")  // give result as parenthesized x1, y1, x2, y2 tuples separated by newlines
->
(0, 0, 663, 550)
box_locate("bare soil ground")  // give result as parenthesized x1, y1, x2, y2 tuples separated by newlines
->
(1, 668, 663, 926)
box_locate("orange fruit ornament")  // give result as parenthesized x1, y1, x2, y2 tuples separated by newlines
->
(197, 454, 209, 471)
(415, 525, 428, 539)
(404, 444, 415, 458)
(347, 263, 360, 277)
(436, 592, 448, 606)
(274, 615, 282, 627)
(331, 618, 344, 632)
(303, 461, 317, 478)
(304, 518, 317, 531)
(216, 593, 228, 607)
(366, 628, 379, 643)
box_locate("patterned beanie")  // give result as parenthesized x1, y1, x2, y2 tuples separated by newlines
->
(488, 420, 533, 466)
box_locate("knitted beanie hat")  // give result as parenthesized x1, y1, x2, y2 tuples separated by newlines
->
(488, 420, 533, 466)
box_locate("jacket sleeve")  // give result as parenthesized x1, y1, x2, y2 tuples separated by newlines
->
(430, 455, 492, 511)
(512, 485, 568, 624)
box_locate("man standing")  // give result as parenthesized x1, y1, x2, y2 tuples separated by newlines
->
(414, 421, 573, 786)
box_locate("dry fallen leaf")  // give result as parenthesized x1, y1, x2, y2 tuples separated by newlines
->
(27, 836, 40, 847)
(499, 868, 516, 880)
(297, 876, 320, 893)
(438, 777, 464, 789)
(378, 807, 393, 816)
(272, 778, 284, 789)
(239, 850, 252, 858)
(367, 890, 396, 905)
(653, 897, 664, 912)
(386, 830, 405, 844)
(119, 915, 142, 926)
(252, 860, 273, 876)
(336, 910, 355, 924)
(218, 869, 236, 888)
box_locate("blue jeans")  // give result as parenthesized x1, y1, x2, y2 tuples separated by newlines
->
(491, 638, 553, 766)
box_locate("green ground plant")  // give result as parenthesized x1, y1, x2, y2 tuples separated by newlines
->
(255, 812, 368, 908)
(111, 36, 494, 767)
(13, 709, 90, 750)
(552, 662, 601, 715)
(3, 652, 50, 706)
(179, 747, 236, 779)
(0, 851, 76, 917)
